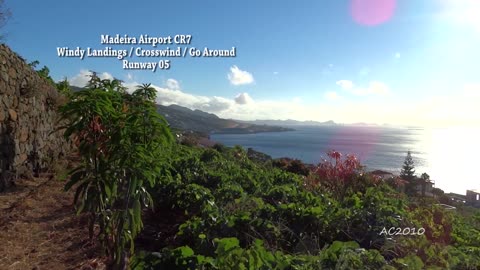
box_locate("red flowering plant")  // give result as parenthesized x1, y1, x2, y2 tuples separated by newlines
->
(306, 150, 365, 197)
(73, 115, 110, 157)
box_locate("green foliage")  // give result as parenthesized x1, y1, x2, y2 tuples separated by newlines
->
(400, 151, 416, 180)
(59, 73, 172, 268)
(408, 205, 453, 244)
(54, 87, 480, 270)
(28, 60, 55, 85)
(393, 254, 424, 270)
(400, 151, 417, 195)
(19, 57, 478, 269)
(319, 241, 389, 269)
(272, 158, 310, 176)
(333, 186, 407, 249)
(28, 61, 73, 100)
(128, 144, 480, 269)
(131, 239, 395, 270)
(55, 77, 73, 97)
(431, 187, 444, 197)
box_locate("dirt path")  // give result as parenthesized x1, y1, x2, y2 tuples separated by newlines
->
(0, 175, 104, 270)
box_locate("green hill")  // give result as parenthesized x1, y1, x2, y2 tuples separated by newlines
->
(157, 104, 294, 134)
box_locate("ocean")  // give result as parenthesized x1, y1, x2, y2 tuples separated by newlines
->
(210, 125, 480, 195)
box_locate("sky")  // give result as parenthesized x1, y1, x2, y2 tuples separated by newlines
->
(2, 0, 480, 127)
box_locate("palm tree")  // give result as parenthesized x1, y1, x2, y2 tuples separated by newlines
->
(133, 83, 157, 102)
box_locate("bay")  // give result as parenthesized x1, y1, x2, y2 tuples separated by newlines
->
(211, 125, 480, 195)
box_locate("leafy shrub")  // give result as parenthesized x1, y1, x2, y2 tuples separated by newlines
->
(135, 147, 480, 269)
(308, 150, 363, 198)
(60, 76, 173, 268)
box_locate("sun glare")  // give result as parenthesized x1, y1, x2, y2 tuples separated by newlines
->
(441, 0, 480, 32)
(423, 127, 480, 194)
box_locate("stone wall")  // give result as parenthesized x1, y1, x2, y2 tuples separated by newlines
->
(0, 44, 71, 191)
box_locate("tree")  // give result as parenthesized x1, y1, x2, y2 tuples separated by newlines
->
(432, 187, 444, 198)
(400, 151, 415, 179)
(420, 172, 430, 197)
(59, 74, 173, 269)
(55, 78, 73, 97)
(400, 151, 417, 195)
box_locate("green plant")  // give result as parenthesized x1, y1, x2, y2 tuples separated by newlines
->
(59, 74, 173, 268)
(400, 151, 417, 195)
(28, 60, 55, 85)
(133, 146, 480, 269)
(56, 77, 73, 97)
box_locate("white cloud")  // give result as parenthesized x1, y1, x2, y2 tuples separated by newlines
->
(124, 80, 305, 120)
(68, 71, 480, 127)
(165, 78, 180, 90)
(337, 80, 389, 96)
(121, 79, 234, 114)
(336, 80, 354, 90)
(99, 72, 114, 80)
(395, 52, 401, 59)
(364, 81, 390, 95)
(228, 65, 254, 85)
(273, 71, 279, 75)
(235, 93, 254, 105)
(140, 80, 477, 127)
(292, 97, 302, 103)
(70, 70, 114, 87)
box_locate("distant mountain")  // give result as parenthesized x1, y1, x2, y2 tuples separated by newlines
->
(66, 87, 294, 134)
(169, 104, 219, 120)
(242, 119, 336, 126)
(350, 122, 379, 127)
(70, 85, 84, 92)
(156, 104, 294, 134)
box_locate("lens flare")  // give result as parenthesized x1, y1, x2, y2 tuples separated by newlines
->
(325, 126, 381, 167)
(350, 0, 397, 26)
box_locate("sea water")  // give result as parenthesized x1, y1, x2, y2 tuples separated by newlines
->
(211, 126, 480, 195)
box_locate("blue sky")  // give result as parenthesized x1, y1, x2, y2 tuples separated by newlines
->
(3, 0, 480, 126)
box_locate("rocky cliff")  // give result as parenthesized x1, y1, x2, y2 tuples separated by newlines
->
(0, 44, 70, 191)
